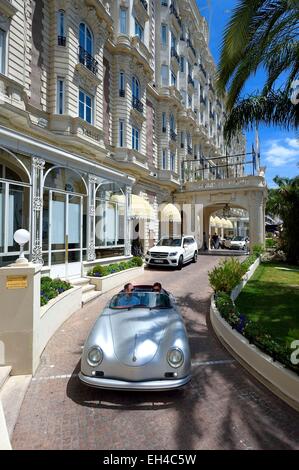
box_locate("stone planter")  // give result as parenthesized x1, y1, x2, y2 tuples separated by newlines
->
(88, 266, 144, 294)
(210, 257, 299, 411)
(39, 286, 82, 357)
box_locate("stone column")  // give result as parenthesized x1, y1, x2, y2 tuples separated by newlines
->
(249, 191, 265, 248)
(125, 186, 132, 256)
(87, 175, 97, 262)
(31, 157, 45, 265)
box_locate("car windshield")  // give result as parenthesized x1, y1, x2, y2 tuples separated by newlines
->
(109, 292, 172, 309)
(156, 238, 182, 247)
(232, 236, 244, 241)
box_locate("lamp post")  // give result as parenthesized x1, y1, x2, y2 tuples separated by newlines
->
(13, 229, 30, 265)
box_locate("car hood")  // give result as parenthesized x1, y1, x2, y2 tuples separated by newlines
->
(108, 307, 171, 367)
(149, 246, 180, 253)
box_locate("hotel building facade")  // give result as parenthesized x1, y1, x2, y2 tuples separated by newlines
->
(0, 0, 256, 279)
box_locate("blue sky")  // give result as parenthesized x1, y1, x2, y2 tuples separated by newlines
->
(196, 0, 299, 187)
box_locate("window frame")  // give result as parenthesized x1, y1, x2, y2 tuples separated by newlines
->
(56, 77, 65, 115)
(161, 24, 167, 47)
(119, 119, 125, 147)
(119, 7, 127, 34)
(0, 28, 7, 75)
(132, 126, 140, 151)
(135, 19, 144, 42)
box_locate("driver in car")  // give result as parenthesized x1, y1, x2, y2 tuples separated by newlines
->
(116, 283, 140, 307)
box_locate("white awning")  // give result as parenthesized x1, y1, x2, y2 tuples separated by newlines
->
(160, 203, 181, 223)
(214, 216, 222, 228)
(111, 194, 155, 220)
(210, 216, 216, 226)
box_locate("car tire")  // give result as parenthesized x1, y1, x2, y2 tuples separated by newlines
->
(177, 255, 183, 270)
(192, 251, 198, 263)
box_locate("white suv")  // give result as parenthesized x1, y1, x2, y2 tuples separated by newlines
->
(145, 236, 198, 270)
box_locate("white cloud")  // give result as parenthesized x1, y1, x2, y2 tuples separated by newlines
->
(264, 138, 299, 167)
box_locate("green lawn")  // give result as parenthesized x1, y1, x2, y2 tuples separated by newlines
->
(236, 262, 299, 346)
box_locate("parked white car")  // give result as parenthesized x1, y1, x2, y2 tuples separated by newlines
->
(145, 236, 198, 270)
(227, 236, 249, 250)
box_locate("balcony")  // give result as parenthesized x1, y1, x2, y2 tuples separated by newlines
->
(188, 74, 195, 88)
(171, 47, 180, 64)
(170, 4, 182, 29)
(187, 39, 196, 59)
(57, 36, 66, 46)
(132, 96, 144, 113)
(170, 130, 177, 142)
(78, 46, 98, 75)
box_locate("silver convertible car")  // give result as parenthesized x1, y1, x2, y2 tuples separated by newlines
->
(79, 285, 191, 391)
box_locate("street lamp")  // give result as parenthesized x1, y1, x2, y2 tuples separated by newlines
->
(13, 229, 30, 265)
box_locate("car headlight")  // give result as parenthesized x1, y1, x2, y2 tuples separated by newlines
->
(87, 346, 103, 367)
(167, 348, 184, 368)
(169, 252, 178, 256)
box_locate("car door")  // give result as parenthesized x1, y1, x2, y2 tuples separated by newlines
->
(187, 237, 195, 259)
(182, 237, 189, 262)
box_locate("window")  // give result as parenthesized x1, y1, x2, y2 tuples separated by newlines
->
(135, 19, 144, 41)
(79, 89, 93, 124)
(132, 126, 140, 151)
(170, 153, 175, 172)
(119, 119, 124, 147)
(132, 76, 140, 99)
(119, 71, 125, 96)
(170, 114, 175, 132)
(161, 0, 168, 6)
(171, 32, 176, 49)
(171, 70, 176, 87)
(161, 65, 169, 86)
(56, 78, 64, 114)
(79, 22, 92, 55)
(161, 24, 167, 47)
(119, 8, 127, 34)
(57, 10, 65, 45)
(162, 112, 166, 132)
(188, 94, 192, 108)
(0, 29, 6, 75)
(162, 149, 167, 169)
(180, 56, 185, 72)
(180, 131, 184, 148)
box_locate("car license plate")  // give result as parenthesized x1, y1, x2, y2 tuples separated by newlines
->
(153, 259, 164, 263)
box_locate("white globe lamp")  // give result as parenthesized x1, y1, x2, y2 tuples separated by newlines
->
(13, 229, 30, 264)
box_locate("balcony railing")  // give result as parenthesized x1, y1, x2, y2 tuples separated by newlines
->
(170, 4, 182, 27)
(132, 96, 144, 113)
(188, 74, 194, 88)
(182, 159, 256, 184)
(139, 0, 148, 11)
(170, 130, 177, 141)
(58, 36, 66, 46)
(171, 47, 180, 64)
(119, 89, 125, 97)
(187, 39, 196, 58)
(78, 46, 98, 75)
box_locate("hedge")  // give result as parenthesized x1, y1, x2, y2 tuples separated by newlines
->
(87, 256, 143, 277)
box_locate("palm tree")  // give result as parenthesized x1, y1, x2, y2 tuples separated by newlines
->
(217, 0, 299, 140)
(266, 175, 299, 265)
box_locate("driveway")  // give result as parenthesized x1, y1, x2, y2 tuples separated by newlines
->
(12, 256, 299, 449)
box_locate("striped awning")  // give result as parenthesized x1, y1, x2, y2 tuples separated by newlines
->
(111, 194, 155, 220)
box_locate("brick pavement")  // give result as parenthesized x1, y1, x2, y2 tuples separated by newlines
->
(12, 257, 299, 449)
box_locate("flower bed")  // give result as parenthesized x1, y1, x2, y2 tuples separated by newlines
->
(214, 292, 299, 376)
(87, 256, 143, 277)
(40, 276, 72, 306)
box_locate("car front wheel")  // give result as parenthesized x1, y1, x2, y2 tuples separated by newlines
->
(177, 255, 183, 270)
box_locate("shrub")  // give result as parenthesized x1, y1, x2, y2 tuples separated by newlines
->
(209, 258, 244, 293)
(215, 292, 240, 328)
(252, 244, 265, 257)
(240, 254, 257, 274)
(87, 256, 143, 277)
(40, 277, 71, 306)
(265, 238, 278, 249)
